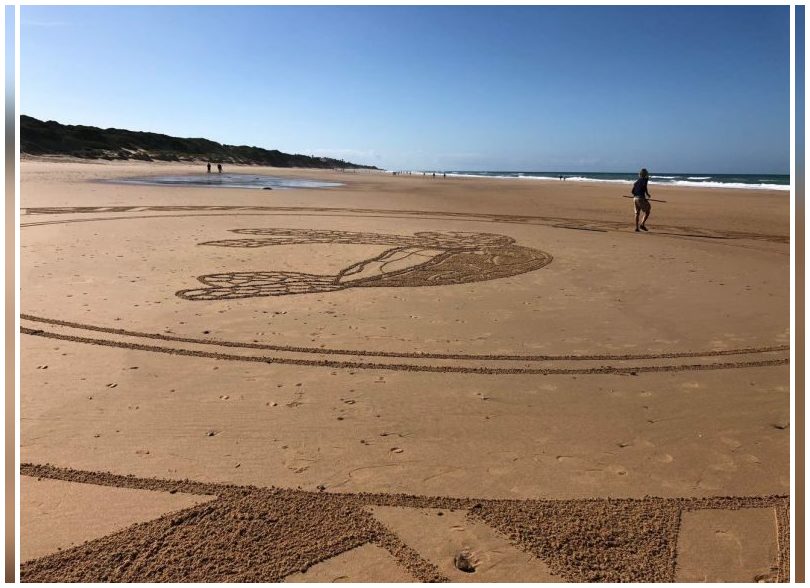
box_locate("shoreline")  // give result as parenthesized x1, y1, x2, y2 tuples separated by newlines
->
(21, 155, 789, 192)
(395, 171, 790, 192)
(19, 159, 790, 239)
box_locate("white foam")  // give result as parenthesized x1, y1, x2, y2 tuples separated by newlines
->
(562, 176, 632, 184)
(669, 180, 789, 191)
(517, 174, 559, 180)
(686, 176, 711, 180)
(441, 172, 787, 190)
(445, 172, 558, 181)
(444, 172, 503, 179)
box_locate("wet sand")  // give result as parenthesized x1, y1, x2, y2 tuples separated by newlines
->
(20, 158, 790, 581)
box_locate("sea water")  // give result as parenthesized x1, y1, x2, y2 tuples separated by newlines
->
(108, 173, 344, 190)
(424, 171, 790, 191)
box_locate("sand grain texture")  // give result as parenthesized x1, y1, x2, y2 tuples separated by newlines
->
(675, 508, 780, 582)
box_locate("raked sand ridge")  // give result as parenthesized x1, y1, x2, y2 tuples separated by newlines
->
(20, 159, 790, 582)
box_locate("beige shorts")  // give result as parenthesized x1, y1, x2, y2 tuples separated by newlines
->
(634, 197, 651, 213)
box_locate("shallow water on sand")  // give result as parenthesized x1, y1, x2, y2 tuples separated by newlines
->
(107, 173, 344, 190)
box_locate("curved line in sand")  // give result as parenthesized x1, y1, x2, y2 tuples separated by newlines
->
(19, 323, 788, 375)
(21, 314, 789, 363)
(21, 205, 789, 244)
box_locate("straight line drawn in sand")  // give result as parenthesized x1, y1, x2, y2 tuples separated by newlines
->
(177, 229, 553, 300)
(19, 463, 789, 583)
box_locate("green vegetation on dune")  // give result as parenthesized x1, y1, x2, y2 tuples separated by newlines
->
(20, 115, 378, 170)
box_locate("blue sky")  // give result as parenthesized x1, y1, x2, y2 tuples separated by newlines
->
(21, 5, 789, 173)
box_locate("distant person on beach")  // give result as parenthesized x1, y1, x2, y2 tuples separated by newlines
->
(207, 162, 211, 173)
(632, 168, 652, 232)
(217, 163, 223, 174)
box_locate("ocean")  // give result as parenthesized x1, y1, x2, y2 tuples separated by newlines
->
(108, 171, 789, 192)
(432, 171, 790, 191)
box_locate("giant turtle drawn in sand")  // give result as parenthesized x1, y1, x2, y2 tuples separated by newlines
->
(176, 228, 553, 300)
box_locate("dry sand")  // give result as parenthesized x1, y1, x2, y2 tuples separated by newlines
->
(19, 158, 790, 582)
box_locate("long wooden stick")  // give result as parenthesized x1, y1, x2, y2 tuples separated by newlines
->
(621, 195, 667, 203)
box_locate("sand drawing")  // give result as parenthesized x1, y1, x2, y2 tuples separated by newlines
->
(20, 207, 789, 374)
(20, 463, 789, 583)
(20, 204, 789, 581)
(176, 228, 554, 300)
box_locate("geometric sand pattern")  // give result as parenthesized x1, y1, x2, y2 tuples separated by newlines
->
(367, 506, 563, 582)
(21, 477, 214, 562)
(20, 464, 789, 583)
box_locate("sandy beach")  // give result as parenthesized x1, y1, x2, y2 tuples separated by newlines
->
(19, 159, 790, 582)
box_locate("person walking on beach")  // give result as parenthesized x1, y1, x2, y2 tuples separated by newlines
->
(207, 162, 211, 173)
(217, 163, 223, 174)
(632, 168, 652, 232)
